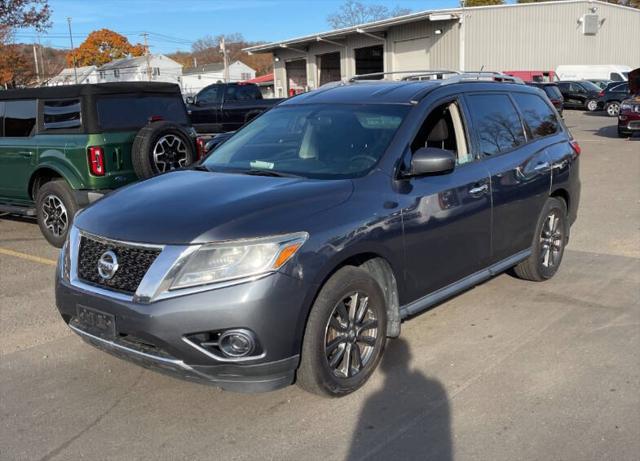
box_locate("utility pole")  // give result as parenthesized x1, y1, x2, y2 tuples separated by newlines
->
(32, 44, 40, 85)
(142, 32, 152, 81)
(220, 37, 229, 83)
(37, 33, 46, 81)
(67, 17, 78, 84)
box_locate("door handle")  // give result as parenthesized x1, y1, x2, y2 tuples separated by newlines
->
(469, 184, 489, 195)
(534, 162, 549, 171)
(18, 151, 33, 158)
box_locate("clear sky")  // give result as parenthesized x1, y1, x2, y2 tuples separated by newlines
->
(14, 0, 463, 53)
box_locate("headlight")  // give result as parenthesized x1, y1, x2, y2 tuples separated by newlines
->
(60, 232, 71, 282)
(620, 102, 632, 111)
(170, 232, 308, 290)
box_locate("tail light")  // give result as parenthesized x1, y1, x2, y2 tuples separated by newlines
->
(569, 140, 581, 156)
(88, 146, 105, 176)
(149, 115, 164, 123)
(598, 91, 604, 97)
(196, 137, 206, 159)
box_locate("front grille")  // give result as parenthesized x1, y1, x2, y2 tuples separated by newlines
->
(77, 235, 161, 294)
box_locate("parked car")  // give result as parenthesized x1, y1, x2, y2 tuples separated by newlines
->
(186, 82, 284, 134)
(601, 81, 630, 117)
(0, 82, 199, 247)
(556, 80, 603, 111)
(587, 79, 612, 90)
(527, 82, 564, 115)
(556, 64, 631, 82)
(618, 68, 640, 137)
(56, 79, 581, 396)
(503, 70, 556, 82)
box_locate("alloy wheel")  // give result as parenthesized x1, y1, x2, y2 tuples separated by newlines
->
(607, 103, 620, 117)
(539, 210, 564, 269)
(152, 134, 189, 173)
(324, 292, 379, 379)
(587, 100, 598, 111)
(42, 194, 68, 237)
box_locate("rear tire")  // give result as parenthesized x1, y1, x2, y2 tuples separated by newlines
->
(132, 122, 196, 179)
(297, 266, 387, 397)
(605, 101, 620, 117)
(513, 197, 568, 282)
(586, 99, 599, 112)
(35, 180, 78, 248)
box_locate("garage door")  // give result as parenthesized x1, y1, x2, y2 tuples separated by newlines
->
(393, 37, 430, 75)
(286, 59, 307, 96)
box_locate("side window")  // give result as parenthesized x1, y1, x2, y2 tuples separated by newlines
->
(197, 85, 222, 105)
(0, 101, 5, 137)
(557, 82, 569, 92)
(613, 83, 628, 93)
(512, 93, 559, 139)
(4, 100, 37, 137)
(571, 83, 584, 93)
(411, 101, 472, 165)
(466, 94, 526, 156)
(43, 99, 82, 130)
(224, 85, 239, 101)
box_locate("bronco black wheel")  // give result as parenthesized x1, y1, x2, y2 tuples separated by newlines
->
(36, 180, 78, 248)
(297, 266, 387, 397)
(132, 122, 196, 179)
(513, 197, 567, 282)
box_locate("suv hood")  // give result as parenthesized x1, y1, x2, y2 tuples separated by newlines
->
(74, 170, 353, 245)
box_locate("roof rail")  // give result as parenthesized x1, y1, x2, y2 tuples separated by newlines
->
(350, 70, 459, 82)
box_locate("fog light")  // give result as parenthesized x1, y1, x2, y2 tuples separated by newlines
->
(219, 329, 255, 358)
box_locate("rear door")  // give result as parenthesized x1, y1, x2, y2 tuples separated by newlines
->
(0, 99, 38, 201)
(464, 92, 551, 263)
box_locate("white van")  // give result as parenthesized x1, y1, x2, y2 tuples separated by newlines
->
(556, 65, 632, 82)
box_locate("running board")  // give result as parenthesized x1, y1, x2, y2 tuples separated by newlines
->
(0, 204, 36, 217)
(400, 249, 531, 319)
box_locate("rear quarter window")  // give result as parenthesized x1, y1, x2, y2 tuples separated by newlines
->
(465, 94, 526, 156)
(43, 99, 82, 130)
(512, 93, 560, 139)
(96, 94, 188, 130)
(543, 86, 562, 100)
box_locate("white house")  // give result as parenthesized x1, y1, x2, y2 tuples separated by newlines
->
(47, 65, 98, 86)
(96, 54, 183, 84)
(181, 60, 256, 95)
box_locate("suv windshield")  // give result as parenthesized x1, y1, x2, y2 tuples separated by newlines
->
(542, 85, 563, 100)
(203, 104, 409, 179)
(96, 94, 188, 130)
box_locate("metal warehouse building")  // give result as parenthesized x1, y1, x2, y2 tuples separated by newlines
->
(245, 0, 640, 97)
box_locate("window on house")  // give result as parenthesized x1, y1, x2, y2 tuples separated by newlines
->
(43, 99, 82, 130)
(241, 72, 251, 81)
(153, 67, 160, 76)
(114, 69, 120, 78)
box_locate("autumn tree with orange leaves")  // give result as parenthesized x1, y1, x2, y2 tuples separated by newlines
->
(66, 29, 146, 67)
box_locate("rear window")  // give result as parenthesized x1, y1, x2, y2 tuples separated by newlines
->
(43, 99, 82, 130)
(513, 93, 559, 139)
(3, 100, 37, 137)
(225, 85, 261, 101)
(542, 85, 562, 101)
(466, 94, 526, 156)
(96, 94, 188, 130)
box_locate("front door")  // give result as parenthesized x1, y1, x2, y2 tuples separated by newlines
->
(399, 98, 492, 302)
(0, 99, 38, 201)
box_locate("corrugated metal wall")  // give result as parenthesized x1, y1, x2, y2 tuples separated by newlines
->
(464, 2, 640, 70)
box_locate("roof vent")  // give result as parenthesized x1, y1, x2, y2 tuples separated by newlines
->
(581, 13, 599, 35)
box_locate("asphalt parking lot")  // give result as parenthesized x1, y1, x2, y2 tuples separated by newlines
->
(1, 111, 638, 461)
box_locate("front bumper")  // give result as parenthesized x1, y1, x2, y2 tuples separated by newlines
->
(618, 115, 640, 132)
(56, 271, 312, 393)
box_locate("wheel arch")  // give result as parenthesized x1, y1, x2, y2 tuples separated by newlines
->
(550, 187, 570, 214)
(28, 165, 79, 200)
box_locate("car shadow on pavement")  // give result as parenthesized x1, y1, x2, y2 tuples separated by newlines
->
(347, 338, 452, 461)
(589, 124, 620, 139)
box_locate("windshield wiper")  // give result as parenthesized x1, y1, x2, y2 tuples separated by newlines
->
(240, 169, 300, 178)
(192, 164, 211, 172)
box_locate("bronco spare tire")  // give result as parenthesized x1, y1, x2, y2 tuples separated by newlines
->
(132, 122, 196, 179)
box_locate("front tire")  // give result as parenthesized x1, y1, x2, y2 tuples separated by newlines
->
(297, 266, 387, 397)
(513, 197, 568, 282)
(36, 180, 78, 248)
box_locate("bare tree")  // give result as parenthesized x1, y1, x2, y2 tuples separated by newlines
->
(327, 0, 412, 29)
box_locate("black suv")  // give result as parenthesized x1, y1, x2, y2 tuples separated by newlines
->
(56, 79, 581, 396)
(526, 82, 564, 115)
(556, 80, 603, 112)
(601, 82, 630, 117)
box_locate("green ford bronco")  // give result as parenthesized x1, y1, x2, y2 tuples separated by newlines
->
(0, 82, 199, 247)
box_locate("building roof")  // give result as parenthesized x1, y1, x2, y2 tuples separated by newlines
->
(48, 65, 96, 84)
(182, 62, 225, 76)
(244, 0, 635, 54)
(99, 54, 180, 71)
(244, 74, 274, 84)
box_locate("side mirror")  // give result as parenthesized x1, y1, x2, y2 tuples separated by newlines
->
(408, 147, 456, 176)
(186, 96, 195, 105)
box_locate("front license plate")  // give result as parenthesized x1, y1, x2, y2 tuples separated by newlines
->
(75, 305, 116, 338)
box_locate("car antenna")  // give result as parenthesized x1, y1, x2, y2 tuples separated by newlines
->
(477, 65, 484, 80)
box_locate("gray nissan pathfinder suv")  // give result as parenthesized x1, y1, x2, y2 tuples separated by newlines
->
(56, 76, 581, 396)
